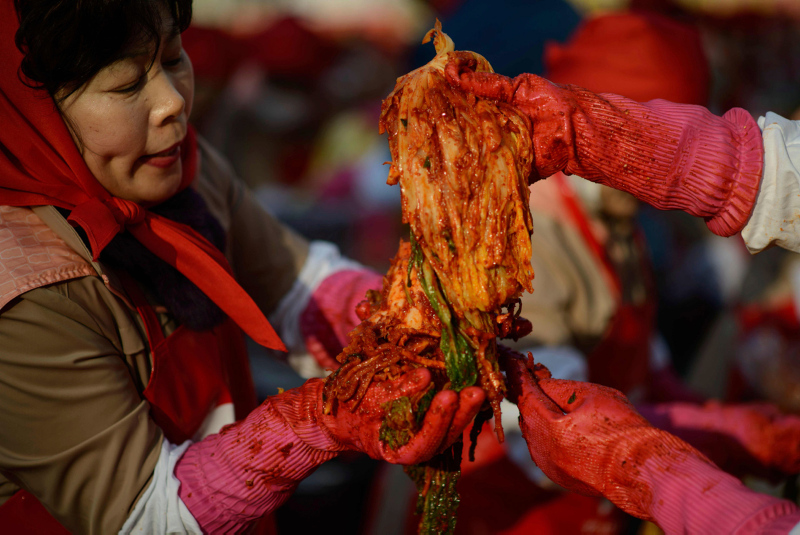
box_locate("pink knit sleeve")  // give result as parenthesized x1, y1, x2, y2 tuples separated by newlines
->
(299, 268, 382, 370)
(175, 379, 342, 533)
(643, 453, 799, 534)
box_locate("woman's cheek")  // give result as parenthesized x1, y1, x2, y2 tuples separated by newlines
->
(80, 98, 148, 160)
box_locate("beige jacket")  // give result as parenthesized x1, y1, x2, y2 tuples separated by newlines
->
(0, 137, 308, 534)
(505, 178, 619, 356)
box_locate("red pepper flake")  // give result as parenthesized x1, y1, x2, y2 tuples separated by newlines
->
(278, 442, 294, 458)
(246, 479, 254, 488)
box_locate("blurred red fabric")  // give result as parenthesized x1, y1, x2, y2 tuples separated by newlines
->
(544, 11, 710, 106)
(183, 17, 339, 84)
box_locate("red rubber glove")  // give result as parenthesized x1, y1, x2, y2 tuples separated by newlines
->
(501, 351, 703, 519)
(177, 368, 484, 532)
(445, 54, 764, 237)
(638, 401, 800, 478)
(501, 352, 800, 534)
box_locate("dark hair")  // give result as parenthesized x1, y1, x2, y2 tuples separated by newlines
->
(14, 0, 192, 100)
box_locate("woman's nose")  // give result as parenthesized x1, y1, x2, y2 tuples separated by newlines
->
(151, 71, 187, 126)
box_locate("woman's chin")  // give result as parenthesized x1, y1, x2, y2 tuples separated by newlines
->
(132, 170, 184, 206)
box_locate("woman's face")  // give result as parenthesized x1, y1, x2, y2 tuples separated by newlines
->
(59, 17, 194, 205)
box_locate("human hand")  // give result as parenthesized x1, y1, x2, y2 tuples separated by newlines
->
(300, 268, 383, 371)
(444, 54, 586, 182)
(444, 54, 763, 237)
(501, 351, 712, 521)
(321, 368, 485, 464)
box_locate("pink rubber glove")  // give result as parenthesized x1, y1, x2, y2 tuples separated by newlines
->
(502, 352, 800, 534)
(638, 401, 800, 479)
(300, 269, 382, 370)
(176, 369, 484, 533)
(445, 55, 764, 237)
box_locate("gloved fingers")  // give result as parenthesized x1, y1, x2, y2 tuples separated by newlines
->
(442, 386, 485, 446)
(386, 389, 459, 464)
(534, 379, 590, 412)
(537, 379, 633, 415)
(368, 368, 433, 406)
(444, 53, 516, 102)
(500, 351, 563, 417)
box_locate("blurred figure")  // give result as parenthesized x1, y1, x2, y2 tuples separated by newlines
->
(690, 246, 800, 416)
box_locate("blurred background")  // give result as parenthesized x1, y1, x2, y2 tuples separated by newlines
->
(182, 0, 800, 532)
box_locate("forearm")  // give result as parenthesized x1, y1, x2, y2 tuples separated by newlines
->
(565, 92, 763, 237)
(637, 402, 737, 470)
(174, 380, 342, 533)
(643, 454, 799, 535)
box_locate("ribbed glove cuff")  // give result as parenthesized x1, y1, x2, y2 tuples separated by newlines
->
(175, 380, 342, 533)
(566, 89, 763, 237)
(642, 453, 798, 534)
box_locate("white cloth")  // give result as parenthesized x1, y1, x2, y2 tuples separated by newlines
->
(119, 440, 201, 535)
(741, 113, 800, 254)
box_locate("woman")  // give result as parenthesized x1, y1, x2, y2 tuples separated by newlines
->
(0, 1, 484, 533)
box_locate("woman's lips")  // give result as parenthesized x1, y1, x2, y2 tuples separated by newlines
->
(140, 143, 181, 168)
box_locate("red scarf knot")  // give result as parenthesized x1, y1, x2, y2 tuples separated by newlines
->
(110, 197, 147, 225)
(68, 196, 147, 261)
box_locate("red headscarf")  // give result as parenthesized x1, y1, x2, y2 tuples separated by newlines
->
(0, 2, 285, 351)
(544, 11, 710, 106)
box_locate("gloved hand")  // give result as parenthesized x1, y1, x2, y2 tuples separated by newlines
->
(445, 54, 764, 237)
(502, 352, 800, 534)
(501, 351, 704, 520)
(638, 401, 800, 478)
(176, 369, 484, 533)
(320, 368, 485, 462)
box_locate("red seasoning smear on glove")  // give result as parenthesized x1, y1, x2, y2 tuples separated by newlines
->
(322, 21, 535, 535)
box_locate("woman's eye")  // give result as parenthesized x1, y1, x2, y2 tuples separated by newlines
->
(114, 75, 145, 93)
(163, 54, 184, 68)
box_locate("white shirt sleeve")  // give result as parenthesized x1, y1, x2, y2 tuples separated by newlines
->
(741, 113, 800, 254)
(118, 440, 202, 535)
